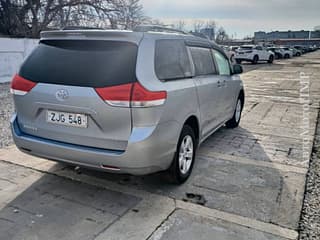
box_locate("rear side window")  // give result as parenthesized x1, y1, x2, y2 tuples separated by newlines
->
(19, 40, 138, 88)
(155, 39, 192, 80)
(212, 50, 231, 75)
(189, 47, 216, 76)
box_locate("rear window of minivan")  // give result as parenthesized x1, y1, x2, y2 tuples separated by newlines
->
(19, 40, 138, 88)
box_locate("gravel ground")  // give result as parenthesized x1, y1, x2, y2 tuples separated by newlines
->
(0, 83, 14, 148)
(299, 111, 320, 239)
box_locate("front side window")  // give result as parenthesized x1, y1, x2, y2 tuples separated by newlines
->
(212, 50, 231, 75)
(155, 39, 192, 80)
(189, 47, 216, 76)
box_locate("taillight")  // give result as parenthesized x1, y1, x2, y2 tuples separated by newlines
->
(131, 82, 167, 107)
(95, 82, 167, 108)
(10, 74, 37, 95)
(95, 83, 133, 107)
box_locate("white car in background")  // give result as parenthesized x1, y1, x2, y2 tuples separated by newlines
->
(280, 47, 294, 58)
(290, 47, 302, 56)
(235, 45, 274, 64)
(222, 46, 236, 62)
(267, 47, 285, 59)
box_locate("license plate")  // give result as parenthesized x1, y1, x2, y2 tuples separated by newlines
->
(47, 110, 88, 128)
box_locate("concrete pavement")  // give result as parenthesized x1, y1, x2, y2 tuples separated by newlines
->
(0, 51, 320, 240)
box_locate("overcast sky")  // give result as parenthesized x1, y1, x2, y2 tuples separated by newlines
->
(140, 0, 320, 38)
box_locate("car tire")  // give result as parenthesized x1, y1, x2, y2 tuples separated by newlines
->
(268, 55, 274, 64)
(285, 53, 290, 59)
(226, 97, 243, 128)
(236, 59, 242, 64)
(166, 125, 196, 184)
(230, 54, 234, 62)
(252, 55, 259, 64)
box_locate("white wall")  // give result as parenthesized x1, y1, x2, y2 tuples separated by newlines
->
(0, 38, 39, 83)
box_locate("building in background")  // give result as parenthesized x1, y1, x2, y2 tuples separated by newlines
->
(254, 30, 320, 46)
(200, 28, 215, 40)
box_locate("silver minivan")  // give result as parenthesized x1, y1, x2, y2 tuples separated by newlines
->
(11, 29, 244, 183)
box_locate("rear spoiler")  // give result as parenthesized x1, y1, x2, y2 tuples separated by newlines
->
(40, 30, 144, 44)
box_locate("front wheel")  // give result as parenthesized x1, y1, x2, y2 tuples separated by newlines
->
(166, 125, 196, 184)
(252, 55, 259, 64)
(226, 98, 243, 128)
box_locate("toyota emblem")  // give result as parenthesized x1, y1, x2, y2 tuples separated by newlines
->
(55, 89, 69, 101)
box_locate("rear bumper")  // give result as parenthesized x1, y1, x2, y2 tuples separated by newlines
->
(11, 114, 178, 175)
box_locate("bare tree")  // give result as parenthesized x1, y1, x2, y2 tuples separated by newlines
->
(205, 20, 216, 30)
(116, 0, 149, 29)
(215, 26, 229, 43)
(175, 20, 186, 31)
(0, 0, 148, 37)
(192, 19, 204, 33)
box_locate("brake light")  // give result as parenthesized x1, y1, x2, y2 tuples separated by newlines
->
(95, 82, 167, 108)
(95, 83, 133, 107)
(10, 74, 37, 95)
(131, 82, 167, 107)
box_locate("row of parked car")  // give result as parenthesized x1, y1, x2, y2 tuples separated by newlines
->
(222, 44, 319, 64)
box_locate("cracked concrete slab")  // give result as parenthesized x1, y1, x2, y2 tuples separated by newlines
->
(0, 51, 320, 240)
(0, 161, 141, 240)
(149, 209, 290, 240)
(95, 153, 304, 230)
(199, 126, 312, 168)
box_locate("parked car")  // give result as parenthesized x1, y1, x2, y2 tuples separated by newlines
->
(290, 46, 302, 56)
(280, 47, 293, 58)
(294, 45, 307, 54)
(222, 46, 236, 62)
(267, 47, 285, 59)
(10, 29, 245, 183)
(230, 46, 239, 52)
(307, 45, 318, 52)
(235, 45, 274, 64)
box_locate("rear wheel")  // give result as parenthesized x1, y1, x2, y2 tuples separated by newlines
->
(166, 125, 196, 184)
(285, 53, 290, 59)
(252, 55, 259, 64)
(226, 97, 242, 128)
(268, 55, 274, 63)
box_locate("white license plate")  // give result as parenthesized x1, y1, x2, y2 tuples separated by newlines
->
(47, 110, 88, 128)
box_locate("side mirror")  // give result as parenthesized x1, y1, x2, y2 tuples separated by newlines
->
(233, 64, 243, 74)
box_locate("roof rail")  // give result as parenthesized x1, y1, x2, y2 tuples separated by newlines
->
(133, 25, 187, 35)
(62, 26, 106, 30)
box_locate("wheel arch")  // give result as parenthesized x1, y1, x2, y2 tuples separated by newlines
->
(183, 115, 200, 145)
